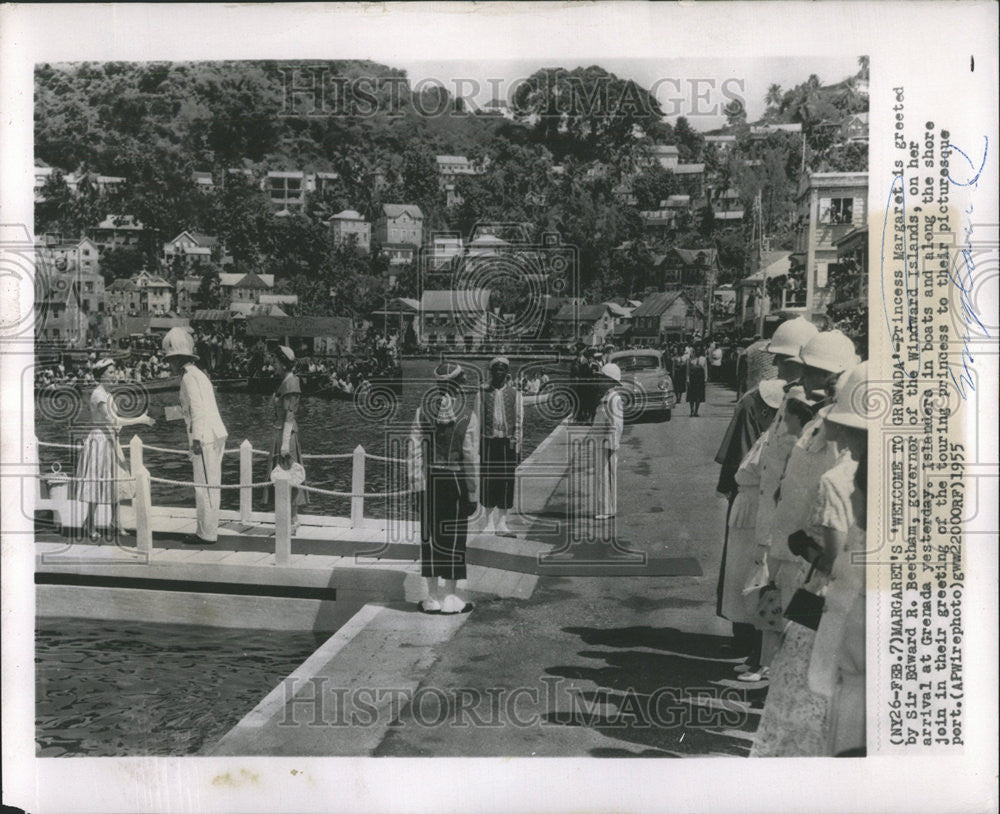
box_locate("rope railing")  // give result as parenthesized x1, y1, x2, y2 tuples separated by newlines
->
(36, 435, 411, 562)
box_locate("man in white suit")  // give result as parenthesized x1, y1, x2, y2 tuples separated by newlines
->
(163, 327, 228, 545)
(593, 362, 624, 520)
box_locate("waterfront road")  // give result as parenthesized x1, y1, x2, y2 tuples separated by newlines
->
(374, 382, 767, 757)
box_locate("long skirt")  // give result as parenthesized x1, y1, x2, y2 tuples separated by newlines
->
(720, 522, 760, 624)
(750, 624, 831, 756)
(480, 437, 516, 510)
(687, 367, 706, 403)
(74, 428, 129, 505)
(419, 469, 468, 581)
(263, 425, 309, 508)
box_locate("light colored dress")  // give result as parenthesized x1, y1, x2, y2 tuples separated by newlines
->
(267, 372, 308, 507)
(720, 431, 766, 624)
(74, 385, 130, 505)
(750, 447, 856, 757)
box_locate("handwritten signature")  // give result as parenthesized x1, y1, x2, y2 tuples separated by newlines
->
(945, 136, 989, 399)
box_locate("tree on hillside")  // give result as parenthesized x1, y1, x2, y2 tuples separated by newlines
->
(673, 117, 705, 162)
(511, 66, 666, 163)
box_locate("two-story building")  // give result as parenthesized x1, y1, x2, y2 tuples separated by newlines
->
(192, 171, 215, 191)
(162, 231, 219, 271)
(376, 204, 424, 247)
(328, 209, 371, 252)
(840, 112, 869, 144)
(417, 288, 491, 348)
(174, 277, 203, 317)
(35, 237, 101, 276)
(105, 278, 141, 317)
(263, 170, 341, 212)
(218, 271, 274, 306)
(709, 188, 744, 223)
(793, 171, 868, 319)
(630, 291, 703, 343)
(92, 215, 147, 251)
(550, 302, 616, 346)
(133, 270, 174, 314)
(656, 247, 718, 291)
(35, 271, 91, 347)
(648, 144, 680, 171)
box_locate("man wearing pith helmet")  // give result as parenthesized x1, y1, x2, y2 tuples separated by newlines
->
(476, 356, 523, 537)
(162, 326, 228, 546)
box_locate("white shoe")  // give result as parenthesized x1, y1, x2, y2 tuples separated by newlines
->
(594, 513, 615, 520)
(440, 594, 474, 614)
(736, 666, 770, 682)
(495, 517, 515, 537)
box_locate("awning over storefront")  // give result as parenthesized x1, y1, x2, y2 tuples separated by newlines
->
(245, 315, 353, 339)
(192, 309, 233, 322)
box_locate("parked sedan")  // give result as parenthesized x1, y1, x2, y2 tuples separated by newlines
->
(605, 349, 676, 422)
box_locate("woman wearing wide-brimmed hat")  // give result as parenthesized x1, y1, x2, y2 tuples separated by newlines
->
(408, 362, 480, 614)
(73, 358, 155, 541)
(592, 362, 624, 521)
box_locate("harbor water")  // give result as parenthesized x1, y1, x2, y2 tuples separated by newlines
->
(36, 618, 328, 756)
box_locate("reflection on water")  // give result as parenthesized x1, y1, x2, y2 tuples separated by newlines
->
(35, 358, 566, 517)
(36, 618, 327, 756)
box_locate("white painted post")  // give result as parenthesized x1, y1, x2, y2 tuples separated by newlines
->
(351, 445, 366, 529)
(130, 435, 152, 554)
(272, 466, 291, 566)
(239, 439, 253, 524)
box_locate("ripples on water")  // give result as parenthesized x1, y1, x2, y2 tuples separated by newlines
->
(36, 358, 566, 518)
(36, 618, 327, 756)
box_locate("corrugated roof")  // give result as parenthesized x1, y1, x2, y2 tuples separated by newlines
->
(553, 303, 609, 322)
(331, 209, 365, 220)
(420, 289, 489, 313)
(632, 291, 684, 317)
(246, 315, 352, 338)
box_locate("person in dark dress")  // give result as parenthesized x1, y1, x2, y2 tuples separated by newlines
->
(477, 356, 523, 536)
(408, 362, 480, 615)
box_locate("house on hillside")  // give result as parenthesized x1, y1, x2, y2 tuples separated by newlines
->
(709, 188, 744, 222)
(648, 144, 680, 171)
(655, 247, 719, 290)
(550, 302, 615, 346)
(35, 271, 94, 347)
(175, 277, 203, 317)
(35, 237, 101, 276)
(133, 270, 174, 314)
(192, 171, 215, 191)
(631, 291, 703, 342)
(673, 163, 705, 198)
(376, 204, 424, 247)
(105, 278, 140, 317)
(92, 215, 147, 251)
(162, 230, 219, 271)
(328, 209, 371, 252)
(218, 271, 273, 306)
(417, 288, 491, 348)
(264, 171, 307, 212)
(840, 112, 869, 144)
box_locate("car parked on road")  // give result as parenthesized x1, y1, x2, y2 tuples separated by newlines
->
(605, 349, 676, 422)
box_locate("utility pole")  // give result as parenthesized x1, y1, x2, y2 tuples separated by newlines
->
(754, 190, 766, 338)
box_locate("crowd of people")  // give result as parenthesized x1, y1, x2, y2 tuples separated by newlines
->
(714, 317, 868, 757)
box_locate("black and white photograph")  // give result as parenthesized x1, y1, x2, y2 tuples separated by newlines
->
(1, 4, 996, 813)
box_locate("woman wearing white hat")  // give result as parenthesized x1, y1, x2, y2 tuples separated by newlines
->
(73, 358, 155, 541)
(751, 361, 868, 757)
(265, 345, 308, 531)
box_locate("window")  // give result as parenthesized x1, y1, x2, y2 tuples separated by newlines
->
(821, 197, 854, 225)
(618, 355, 659, 372)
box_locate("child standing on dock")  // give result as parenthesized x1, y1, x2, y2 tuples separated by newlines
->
(408, 362, 480, 615)
(162, 327, 228, 546)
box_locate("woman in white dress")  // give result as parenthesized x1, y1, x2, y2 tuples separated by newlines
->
(74, 358, 155, 540)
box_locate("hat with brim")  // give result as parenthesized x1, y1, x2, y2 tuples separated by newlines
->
(434, 361, 464, 382)
(276, 345, 295, 364)
(600, 362, 622, 384)
(92, 358, 115, 376)
(820, 361, 870, 429)
(758, 378, 787, 409)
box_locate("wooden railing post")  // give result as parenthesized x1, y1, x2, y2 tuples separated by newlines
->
(239, 439, 253, 524)
(130, 435, 152, 553)
(272, 466, 291, 566)
(351, 445, 365, 529)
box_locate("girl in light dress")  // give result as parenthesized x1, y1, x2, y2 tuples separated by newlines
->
(74, 359, 155, 541)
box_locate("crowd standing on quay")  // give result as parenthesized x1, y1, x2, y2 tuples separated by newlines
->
(714, 317, 868, 757)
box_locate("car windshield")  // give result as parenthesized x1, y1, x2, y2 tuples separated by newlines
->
(616, 356, 661, 371)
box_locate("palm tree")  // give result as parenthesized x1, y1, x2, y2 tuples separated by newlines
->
(857, 55, 870, 80)
(765, 83, 783, 110)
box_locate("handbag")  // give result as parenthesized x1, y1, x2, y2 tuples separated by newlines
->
(755, 582, 784, 631)
(784, 564, 826, 630)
